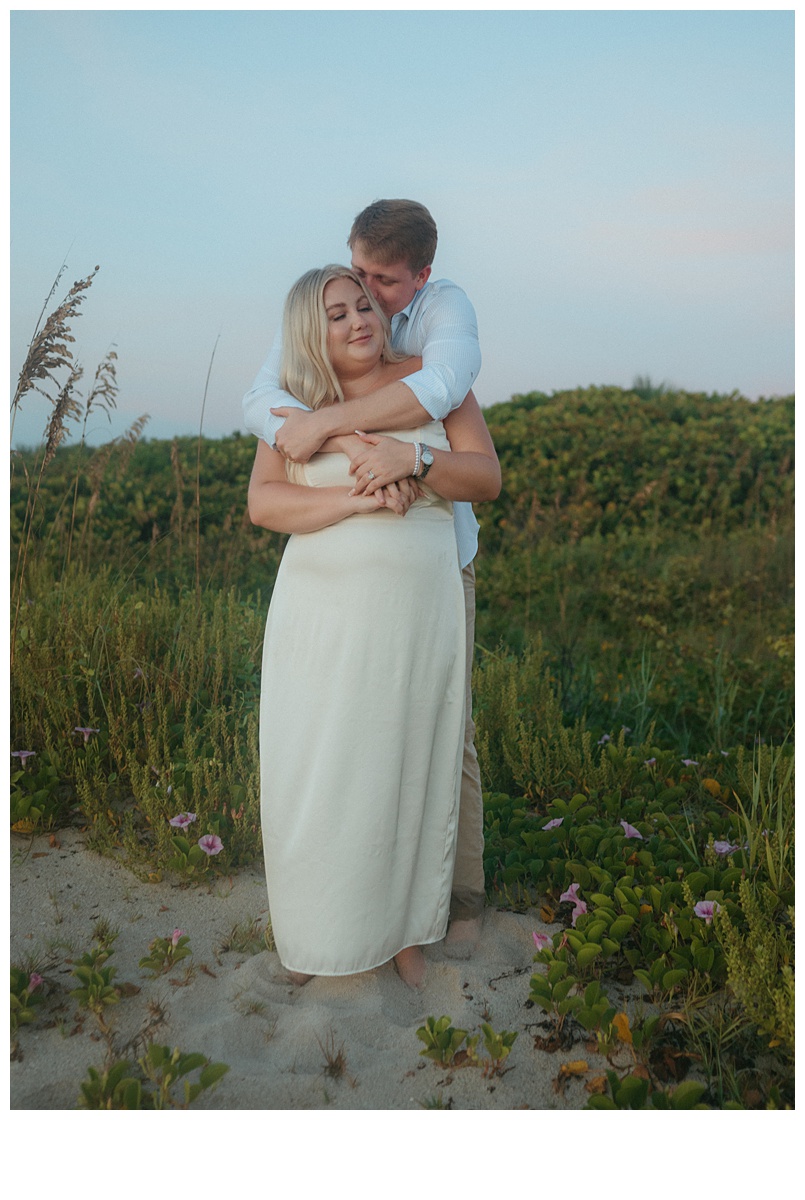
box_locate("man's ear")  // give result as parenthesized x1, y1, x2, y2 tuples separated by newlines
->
(414, 265, 432, 290)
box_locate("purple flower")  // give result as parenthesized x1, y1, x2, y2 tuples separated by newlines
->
(198, 834, 223, 856)
(644, 757, 657, 766)
(74, 727, 100, 744)
(621, 726, 632, 734)
(693, 900, 722, 925)
(713, 840, 740, 856)
(570, 901, 587, 928)
(598, 734, 611, 745)
(171, 928, 186, 946)
(28, 972, 44, 992)
(169, 812, 197, 829)
(620, 820, 644, 840)
(720, 750, 729, 757)
(532, 932, 552, 952)
(133, 667, 144, 679)
(11, 750, 36, 764)
(560, 882, 581, 905)
(542, 817, 564, 831)
(681, 758, 699, 767)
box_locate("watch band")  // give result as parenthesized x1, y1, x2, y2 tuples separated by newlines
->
(419, 444, 434, 480)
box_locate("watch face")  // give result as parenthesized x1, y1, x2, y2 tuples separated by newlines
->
(422, 447, 434, 466)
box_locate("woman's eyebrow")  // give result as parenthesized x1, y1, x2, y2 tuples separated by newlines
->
(325, 301, 347, 312)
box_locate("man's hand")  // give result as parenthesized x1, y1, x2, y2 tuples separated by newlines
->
(349, 431, 418, 495)
(271, 407, 328, 463)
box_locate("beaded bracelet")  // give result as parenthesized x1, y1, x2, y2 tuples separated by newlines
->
(413, 441, 422, 477)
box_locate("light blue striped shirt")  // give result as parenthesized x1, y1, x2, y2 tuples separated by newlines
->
(242, 278, 482, 566)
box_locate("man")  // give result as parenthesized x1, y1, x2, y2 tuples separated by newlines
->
(242, 199, 487, 956)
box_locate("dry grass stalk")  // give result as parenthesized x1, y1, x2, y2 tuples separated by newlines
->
(170, 438, 185, 554)
(195, 334, 220, 595)
(12, 266, 99, 422)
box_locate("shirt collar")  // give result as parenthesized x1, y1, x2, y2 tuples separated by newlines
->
(393, 280, 430, 324)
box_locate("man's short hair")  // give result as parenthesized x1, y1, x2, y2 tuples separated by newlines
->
(348, 199, 438, 275)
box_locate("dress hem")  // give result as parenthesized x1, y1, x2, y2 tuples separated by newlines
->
(278, 926, 450, 978)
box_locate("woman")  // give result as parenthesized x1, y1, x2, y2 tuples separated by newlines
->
(248, 265, 500, 988)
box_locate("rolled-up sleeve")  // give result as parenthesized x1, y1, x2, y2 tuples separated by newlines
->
(398, 285, 482, 422)
(242, 330, 310, 446)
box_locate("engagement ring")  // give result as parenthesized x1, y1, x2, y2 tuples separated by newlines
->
(367, 470, 376, 480)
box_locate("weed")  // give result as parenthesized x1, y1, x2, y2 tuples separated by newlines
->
(317, 1029, 349, 1081)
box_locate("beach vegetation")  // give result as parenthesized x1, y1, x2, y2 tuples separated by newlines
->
(69, 944, 121, 1027)
(317, 1029, 350, 1081)
(10, 967, 46, 1037)
(77, 1045, 229, 1110)
(216, 916, 271, 959)
(416, 1016, 477, 1067)
(138, 929, 192, 977)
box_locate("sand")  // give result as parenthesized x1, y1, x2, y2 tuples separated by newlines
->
(10, 827, 620, 1111)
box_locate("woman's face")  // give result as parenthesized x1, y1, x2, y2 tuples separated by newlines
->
(323, 277, 384, 379)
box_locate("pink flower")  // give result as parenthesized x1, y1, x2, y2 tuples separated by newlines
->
(620, 820, 644, 840)
(171, 929, 185, 946)
(198, 834, 223, 856)
(532, 932, 552, 952)
(559, 883, 587, 927)
(713, 840, 740, 856)
(643, 757, 657, 766)
(28, 973, 44, 992)
(74, 727, 100, 743)
(169, 812, 197, 829)
(681, 758, 699, 768)
(694, 900, 721, 925)
(542, 817, 563, 831)
(11, 750, 36, 763)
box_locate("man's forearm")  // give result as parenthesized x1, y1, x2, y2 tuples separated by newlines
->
(320, 380, 431, 437)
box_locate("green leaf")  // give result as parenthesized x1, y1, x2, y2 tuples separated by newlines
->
(586, 1095, 617, 1110)
(551, 978, 574, 1005)
(616, 1074, 649, 1109)
(576, 944, 603, 967)
(661, 968, 688, 990)
(547, 960, 569, 985)
(671, 1081, 708, 1110)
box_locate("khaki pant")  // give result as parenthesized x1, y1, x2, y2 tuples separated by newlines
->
(450, 562, 486, 922)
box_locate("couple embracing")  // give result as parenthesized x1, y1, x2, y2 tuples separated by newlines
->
(243, 199, 500, 990)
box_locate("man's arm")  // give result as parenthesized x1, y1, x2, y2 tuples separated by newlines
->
(270, 380, 431, 462)
(242, 328, 312, 447)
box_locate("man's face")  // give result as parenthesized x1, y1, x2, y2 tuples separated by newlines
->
(350, 240, 431, 320)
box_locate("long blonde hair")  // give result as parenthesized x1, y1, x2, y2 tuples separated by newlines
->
(279, 265, 405, 410)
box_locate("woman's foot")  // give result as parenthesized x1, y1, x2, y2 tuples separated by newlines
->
(393, 945, 426, 990)
(443, 915, 483, 959)
(286, 969, 315, 986)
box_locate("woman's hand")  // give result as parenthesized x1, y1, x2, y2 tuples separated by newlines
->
(348, 478, 422, 517)
(349, 432, 418, 495)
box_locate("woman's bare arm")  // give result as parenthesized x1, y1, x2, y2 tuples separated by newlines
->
(247, 440, 386, 533)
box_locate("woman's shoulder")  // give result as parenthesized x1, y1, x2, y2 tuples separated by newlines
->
(384, 355, 422, 382)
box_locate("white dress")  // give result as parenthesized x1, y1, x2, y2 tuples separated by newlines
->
(259, 420, 466, 976)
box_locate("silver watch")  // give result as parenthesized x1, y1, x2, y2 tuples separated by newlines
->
(419, 444, 434, 479)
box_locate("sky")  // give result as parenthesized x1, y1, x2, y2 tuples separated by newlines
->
(8, 5, 795, 448)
